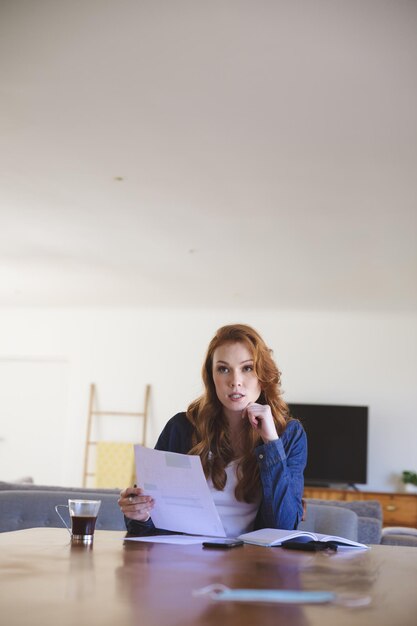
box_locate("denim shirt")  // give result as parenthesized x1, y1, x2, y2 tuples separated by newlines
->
(125, 412, 307, 536)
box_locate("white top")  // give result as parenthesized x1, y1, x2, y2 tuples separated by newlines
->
(208, 460, 261, 537)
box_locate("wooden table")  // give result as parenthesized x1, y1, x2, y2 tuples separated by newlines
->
(0, 528, 416, 626)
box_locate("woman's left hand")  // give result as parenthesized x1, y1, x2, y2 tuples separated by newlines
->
(243, 402, 279, 444)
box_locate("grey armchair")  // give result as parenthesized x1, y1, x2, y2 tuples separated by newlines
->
(304, 498, 382, 544)
(298, 502, 359, 540)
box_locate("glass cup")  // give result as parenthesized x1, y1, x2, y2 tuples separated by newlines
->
(55, 499, 101, 544)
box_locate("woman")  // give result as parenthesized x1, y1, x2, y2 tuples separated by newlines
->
(118, 324, 307, 536)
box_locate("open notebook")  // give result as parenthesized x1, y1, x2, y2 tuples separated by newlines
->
(238, 528, 368, 549)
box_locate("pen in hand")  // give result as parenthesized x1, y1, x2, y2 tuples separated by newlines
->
(124, 484, 153, 521)
(128, 484, 137, 503)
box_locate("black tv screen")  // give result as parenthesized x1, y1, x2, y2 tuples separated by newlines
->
(288, 403, 368, 486)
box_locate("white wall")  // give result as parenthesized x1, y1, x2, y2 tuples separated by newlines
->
(0, 307, 416, 492)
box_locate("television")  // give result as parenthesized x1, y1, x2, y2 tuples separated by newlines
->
(288, 402, 368, 488)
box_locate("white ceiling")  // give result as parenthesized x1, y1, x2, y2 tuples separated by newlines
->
(1, 0, 416, 310)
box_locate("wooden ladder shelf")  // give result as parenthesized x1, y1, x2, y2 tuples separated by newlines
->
(82, 383, 151, 487)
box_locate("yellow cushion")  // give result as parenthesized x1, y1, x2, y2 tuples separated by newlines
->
(95, 442, 136, 489)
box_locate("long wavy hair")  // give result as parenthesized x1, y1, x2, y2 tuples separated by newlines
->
(186, 324, 291, 503)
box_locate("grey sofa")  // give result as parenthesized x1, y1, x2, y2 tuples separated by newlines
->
(1, 482, 416, 545)
(0, 481, 119, 494)
(0, 481, 359, 539)
(0, 481, 359, 537)
(1, 489, 358, 539)
(380, 526, 417, 547)
(0, 482, 123, 533)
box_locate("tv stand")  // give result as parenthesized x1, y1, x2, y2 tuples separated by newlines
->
(347, 483, 360, 491)
(303, 486, 417, 527)
(305, 481, 361, 491)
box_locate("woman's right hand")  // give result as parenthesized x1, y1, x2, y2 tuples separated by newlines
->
(118, 486, 154, 522)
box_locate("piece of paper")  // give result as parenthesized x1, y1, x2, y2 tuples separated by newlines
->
(134, 445, 226, 537)
(124, 534, 215, 545)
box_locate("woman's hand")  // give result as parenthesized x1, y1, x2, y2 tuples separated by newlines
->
(243, 402, 279, 444)
(118, 486, 154, 522)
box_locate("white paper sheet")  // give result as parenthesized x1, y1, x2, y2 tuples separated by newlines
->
(124, 534, 215, 545)
(134, 445, 226, 537)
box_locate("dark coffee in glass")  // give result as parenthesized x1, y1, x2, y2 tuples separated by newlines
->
(55, 499, 101, 545)
(71, 515, 97, 537)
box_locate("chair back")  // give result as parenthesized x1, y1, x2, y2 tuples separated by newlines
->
(298, 503, 359, 540)
(0, 489, 125, 533)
